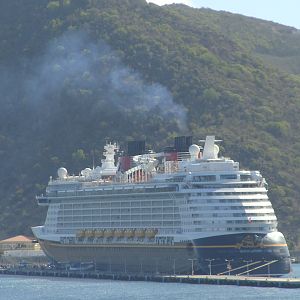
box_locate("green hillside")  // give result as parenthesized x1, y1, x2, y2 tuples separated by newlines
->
(170, 4, 300, 75)
(0, 0, 300, 248)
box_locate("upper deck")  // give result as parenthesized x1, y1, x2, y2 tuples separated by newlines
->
(47, 136, 246, 189)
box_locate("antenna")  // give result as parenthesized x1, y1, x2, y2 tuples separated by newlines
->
(92, 149, 95, 170)
(200, 136, 222, 160)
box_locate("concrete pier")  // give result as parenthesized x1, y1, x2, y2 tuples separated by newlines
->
(0, 268, 300, 288)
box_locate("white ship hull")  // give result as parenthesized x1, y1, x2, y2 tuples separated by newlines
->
(33, 136, 291, 276)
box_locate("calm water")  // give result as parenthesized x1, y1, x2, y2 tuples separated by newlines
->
(1, 265, 300, 300)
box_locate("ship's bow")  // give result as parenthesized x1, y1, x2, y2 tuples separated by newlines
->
(194, 231, 291, 276)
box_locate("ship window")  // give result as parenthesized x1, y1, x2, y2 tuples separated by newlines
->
(163, 215, 173, 220)
(163, 200, 173, 206)
(220, 174, 237, 180)
(193, 175, 216, 182)
(163, 207, 173, 213)
(121, 222, 130, 226)
(142, 214, 151, 219)
(92, 209, 100, 215)
(171, 176, 185, 182)
(163, 221, 173, 226)
(152, 221, 162, 226)
(64, 204, 72, 209)
(101, 222, 110, 227)
(83, 203, 97, 209)
(240, 174, 252, 181)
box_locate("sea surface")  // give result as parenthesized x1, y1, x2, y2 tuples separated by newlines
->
(1, 265, 300, 300)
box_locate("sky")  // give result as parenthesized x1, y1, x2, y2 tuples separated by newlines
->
(146, 0, 300, 29)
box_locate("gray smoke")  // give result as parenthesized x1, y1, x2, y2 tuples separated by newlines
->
(22, 31, 187, 132)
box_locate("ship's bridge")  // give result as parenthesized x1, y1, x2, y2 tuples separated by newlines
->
(176, 136, 239, 173)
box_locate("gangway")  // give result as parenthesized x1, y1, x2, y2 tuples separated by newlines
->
(217, 260, 261, 276)
(236, 260, 278, 276)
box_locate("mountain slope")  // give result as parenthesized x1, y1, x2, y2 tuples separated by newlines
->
(169, 4, 300, 75)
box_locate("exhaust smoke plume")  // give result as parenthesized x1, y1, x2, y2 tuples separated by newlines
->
(22, 31, 188, 133)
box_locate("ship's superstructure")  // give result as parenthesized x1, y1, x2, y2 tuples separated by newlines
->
(32, 136, 291, 276)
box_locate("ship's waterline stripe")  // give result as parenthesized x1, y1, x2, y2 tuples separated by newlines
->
(43, 241, 287, 249)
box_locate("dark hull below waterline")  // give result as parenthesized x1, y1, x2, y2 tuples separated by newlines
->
(194, 232, 291, 276)
(38, 231, 291, 276)
(38, 239, 196, 274)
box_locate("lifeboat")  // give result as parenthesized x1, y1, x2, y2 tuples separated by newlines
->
(135, 229, 146, 238)
(145, 229, 158, 238)
(85, 230, 95, 238)
(114, 229, 124, 238)
(94, 230, 104, 238)
(124, 229, 135, 238)
(104, 229, 115, 238)
(76, 230, 85, 238)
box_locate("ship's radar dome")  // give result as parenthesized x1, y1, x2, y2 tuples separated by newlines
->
(214, 144, 220, 158)
(189, 144, 201, 161)
(81, 168, 92, 177)
(57, 167, 68, 179)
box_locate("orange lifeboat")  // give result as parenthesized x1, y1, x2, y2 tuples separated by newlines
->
(124, 229, 135, 238)
(104, 229, 115, 238)
(94, 230, 104, 238)
(135, 229, 146, 238)
(145, 229, 158, 238)
(114, 229, 125, 238)
(85, 230, 95, 238)
(76, 230, 85, 238)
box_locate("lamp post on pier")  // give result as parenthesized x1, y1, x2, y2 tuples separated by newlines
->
(225, 259, 234, 276)
(205, 259, 215, 276)
(263, 258, 270, 277)
(243, 260, 252, 276)
(188, 258, 197, 276)
(173, 258, 176, 276)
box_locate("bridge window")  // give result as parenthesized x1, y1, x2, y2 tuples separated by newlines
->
(220, 174, 237, 180)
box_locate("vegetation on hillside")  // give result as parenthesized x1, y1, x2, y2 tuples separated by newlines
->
(0, 0, 300, 247)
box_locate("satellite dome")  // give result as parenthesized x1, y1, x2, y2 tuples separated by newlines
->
(57, 167, 68, 179)
(214, 144, 220, 158)
(81, 168, 92, 177)
(189, 144, 201, 161)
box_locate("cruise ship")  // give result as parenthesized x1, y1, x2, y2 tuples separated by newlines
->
(32, 136, 291, 276)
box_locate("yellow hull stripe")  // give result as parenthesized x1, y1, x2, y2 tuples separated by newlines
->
(42, 241, 287, 250)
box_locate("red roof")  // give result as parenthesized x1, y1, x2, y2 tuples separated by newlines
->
(0, 235, 34, 243)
